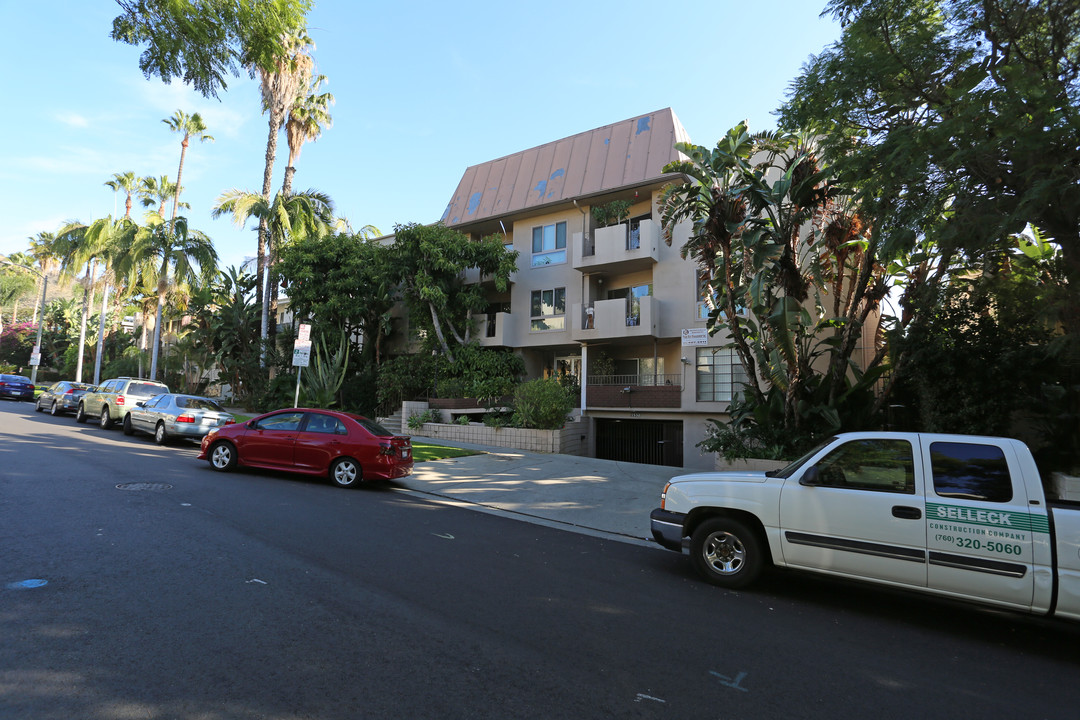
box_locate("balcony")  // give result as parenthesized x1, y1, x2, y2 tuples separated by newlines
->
(586, 374, 683, 409)
(462, 265, 518, 286)
(471, 311, 518, 347)
(571, 296, 657, 342)
(572, 218, 660, 273)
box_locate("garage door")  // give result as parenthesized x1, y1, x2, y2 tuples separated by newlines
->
(595, 419, 682, 467)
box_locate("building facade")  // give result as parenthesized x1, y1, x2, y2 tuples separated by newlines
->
(413, 108, 753, 470)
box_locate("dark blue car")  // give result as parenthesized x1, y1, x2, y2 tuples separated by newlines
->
(0, 374, 34, 401)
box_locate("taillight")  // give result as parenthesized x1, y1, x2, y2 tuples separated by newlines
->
(65, 389, 75, 395)
(116, 395, 125, 406)
(176, 415, 195, 423)
(224, 419, 235, 425)
(379, 441, 393, 455)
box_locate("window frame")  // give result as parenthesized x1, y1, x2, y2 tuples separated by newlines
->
(531, 221, 567, 267)
(530, 287, 566, 332)
(695, 347, 747, 403)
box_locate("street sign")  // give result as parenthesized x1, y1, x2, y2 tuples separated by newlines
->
(297, 323, 311, 342)
(293, 340, 312, 367)
(29, 352, 41, 366)
(681, 328, 708, 346)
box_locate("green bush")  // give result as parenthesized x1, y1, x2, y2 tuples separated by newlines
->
(407, 408, 441, 430)
(510, 378, 575, 430)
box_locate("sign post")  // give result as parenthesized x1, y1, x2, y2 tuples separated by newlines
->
(293, 324, 312, 407)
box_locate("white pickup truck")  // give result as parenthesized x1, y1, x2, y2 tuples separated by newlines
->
(651, 432, 1080, 621)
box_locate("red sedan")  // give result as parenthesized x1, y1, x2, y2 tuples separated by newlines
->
(198, 408, 413, 488)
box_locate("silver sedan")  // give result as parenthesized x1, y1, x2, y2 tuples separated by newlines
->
(123, 393, 235, 444)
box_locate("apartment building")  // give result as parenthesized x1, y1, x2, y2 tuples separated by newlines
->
(416, 108, 747, 470)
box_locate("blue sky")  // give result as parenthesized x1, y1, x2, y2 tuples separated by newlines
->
(0, 1, 842, 271)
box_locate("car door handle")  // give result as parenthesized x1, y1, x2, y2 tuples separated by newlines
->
(892, 506, 922, 520)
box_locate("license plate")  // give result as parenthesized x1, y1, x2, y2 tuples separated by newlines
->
(400, 449, 408, 459)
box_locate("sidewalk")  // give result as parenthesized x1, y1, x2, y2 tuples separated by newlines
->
(395, 437, 683, 547)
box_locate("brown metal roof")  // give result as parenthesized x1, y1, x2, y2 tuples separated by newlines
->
(441, 108, 690, 227)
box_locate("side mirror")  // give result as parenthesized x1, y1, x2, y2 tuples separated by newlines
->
(800, 465, 821, 486)
(135, 401, 145, 408)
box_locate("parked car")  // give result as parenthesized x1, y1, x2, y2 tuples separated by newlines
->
(124, 393, 235, 444)
(35, 381, 95, 415)
(198, 408, 413, 488)
(0, 374, 35, 401)
(76, 377, 169, 429)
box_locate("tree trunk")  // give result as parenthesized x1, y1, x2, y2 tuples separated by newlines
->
(171, 137, 189, 230)
(258, 111, 281, 360)
(149, 258, 169, 380)
(428, 302, 454, 364)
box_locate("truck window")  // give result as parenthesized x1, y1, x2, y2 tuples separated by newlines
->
(930, 442, 1012, 502)
(814, 439, 915, 493)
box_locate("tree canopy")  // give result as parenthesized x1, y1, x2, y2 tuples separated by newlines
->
(111, 0, 314, 99)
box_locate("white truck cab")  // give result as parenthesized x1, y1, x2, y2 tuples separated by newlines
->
(651, 432, 1080, 620)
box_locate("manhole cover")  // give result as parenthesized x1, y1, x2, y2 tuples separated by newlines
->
(116, 482, 173, 491)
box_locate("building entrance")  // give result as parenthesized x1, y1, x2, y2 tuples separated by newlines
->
(595, 418, 682, 467)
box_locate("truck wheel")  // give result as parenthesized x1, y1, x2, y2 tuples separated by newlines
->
(75, 403, 88, 423)
(99, 407, 113, 430)
(122, 414, 135, 436)
(690, 517, 764, 589)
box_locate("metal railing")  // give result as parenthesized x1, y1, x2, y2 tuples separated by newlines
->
(587, 373, 682, 387)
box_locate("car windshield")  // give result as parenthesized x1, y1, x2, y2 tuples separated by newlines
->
(768, 438, 836, 478)
(128, 382, 167, 396)
(353, 416, 394, 437)
(177, 397, 226, 411)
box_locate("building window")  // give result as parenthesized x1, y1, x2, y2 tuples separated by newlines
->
(532, 222, 567, 267)
(696, 348, 747, 402)
(530, 288, 565, 331)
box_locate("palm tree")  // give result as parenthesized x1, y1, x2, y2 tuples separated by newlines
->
(282, 74, 333, 197)
(55, 218, 125, 382)
(125, 215, 218, 380)
(105, 171, 139, 218)
(162, 110, 214, 229)
(26, 231, 59, 320)
(138, 175, 188, 217)
(255, 31, 314, 348)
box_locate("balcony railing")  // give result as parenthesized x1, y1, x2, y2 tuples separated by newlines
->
(572, 219, 660, 273)
(571, 296, 657, 341)
(585, 374, 682, 408)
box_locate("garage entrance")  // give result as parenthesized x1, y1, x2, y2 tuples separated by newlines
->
(595, 419, 683, 467)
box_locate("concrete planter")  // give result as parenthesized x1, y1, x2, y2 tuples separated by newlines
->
(413, 420, 587, 455)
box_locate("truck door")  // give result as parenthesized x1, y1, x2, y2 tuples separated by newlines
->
(923, 438, 1036, 610)
(779, 437, 927, 587)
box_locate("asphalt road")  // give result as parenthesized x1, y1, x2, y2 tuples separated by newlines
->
(2, 400, 1079, 720)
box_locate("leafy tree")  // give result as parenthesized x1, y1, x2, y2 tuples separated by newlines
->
(111, 0, 313, 100)
(275, 230, 395, 363)
(0, 266, 35, 327)
(780, 0, 1080, 351)
(389, 222, 519, 364)
(659, 123, 888, 455)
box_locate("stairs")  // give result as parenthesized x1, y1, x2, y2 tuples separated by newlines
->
(377, 407, 405, 435)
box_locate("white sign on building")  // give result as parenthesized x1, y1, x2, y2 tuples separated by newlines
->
(681, 328, 708, 346)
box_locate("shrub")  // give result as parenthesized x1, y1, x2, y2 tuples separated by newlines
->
(510, 378, 575, 430)
(455, 415, 471, 425)
(407, 408, 441, 430)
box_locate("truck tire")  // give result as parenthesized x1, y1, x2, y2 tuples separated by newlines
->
(690, 517, 764, 589)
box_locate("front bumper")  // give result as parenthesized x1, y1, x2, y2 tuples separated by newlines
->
(650, 508, 687, 552)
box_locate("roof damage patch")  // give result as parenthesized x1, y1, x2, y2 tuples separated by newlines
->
(636, 116, 651, 135)
(467, 191, 483, 216)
